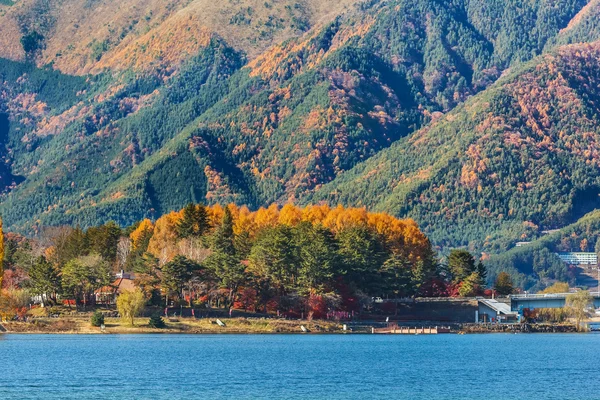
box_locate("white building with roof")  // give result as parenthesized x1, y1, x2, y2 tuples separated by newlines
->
(477, 299, 518, 323)
(556, 252, 597, 266)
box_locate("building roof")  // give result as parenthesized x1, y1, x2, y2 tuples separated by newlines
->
(479, 299, 515, 315)
(95, 277, 136, 294)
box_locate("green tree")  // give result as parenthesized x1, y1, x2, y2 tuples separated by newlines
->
(494, 272, 515, 295)
(54, 226, 87, 267)
(161, 255, 199, 305)
(86, 222, 121, 263)
(28, 256, 61, 306)
(176, 203, 210, 238)
(476, 261, 487, 286)
(380, 255, 413, 297)
(211, 207, 236, 254)
(132, 252, 163, 306)
(90, 310, 105, 327)
(295, 223, 338, 295)
(206, 207, 245, 307)
(248, 226, 297, 295)
(61, 255, 112, 309)
(448, 249, 476, 284)
(234, 230, 253, 260)
(337, 226, 388, 295)
(116, 289, 146, 326)
(411, 258, 439, 295)
(148, 314, 166, 328)
(21, 31, 44, 57)
(458, 272, 482, 297)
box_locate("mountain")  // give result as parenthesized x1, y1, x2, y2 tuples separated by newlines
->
(1, 0, 600, 288)
(551, 0, 600, 47)
(0, 0, 359, 74)
(310, 40, 600, 252)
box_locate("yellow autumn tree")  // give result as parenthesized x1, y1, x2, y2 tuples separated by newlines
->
(278, 204, 302, 226)
(323, 206, 369, 232)
(147, 211, 182, 263)
(130, 219, 154, 249)
(301, 204, 331, 224)
(234, 205, 256, 236)
(254, 204, 280, 231)
(208, 204, 225, 228)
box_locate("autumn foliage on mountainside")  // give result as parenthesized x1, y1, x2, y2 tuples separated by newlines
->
(2, 0, 600, 296)
(1, 0, 594, 241)
(311, 42, 600, 252)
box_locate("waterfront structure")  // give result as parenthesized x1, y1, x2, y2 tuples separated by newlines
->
(555, 252, 597, 266)
(510, 293, 600, 311)
(477, 299, 518, 323)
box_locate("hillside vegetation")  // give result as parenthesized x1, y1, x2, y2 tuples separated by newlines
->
(311, 42, 600, 254)
(1, 0, 600, 289)
(0, 0, 360, 74)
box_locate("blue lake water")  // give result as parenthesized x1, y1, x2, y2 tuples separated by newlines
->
(1, 333, 599, 399)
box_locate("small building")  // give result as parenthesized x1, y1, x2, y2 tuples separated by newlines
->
(95, 271, 136, 305)
(556, 252, 598, 266)
(477, 299, 518, 323)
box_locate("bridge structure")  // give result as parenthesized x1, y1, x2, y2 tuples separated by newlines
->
(510, 293, 600, 312)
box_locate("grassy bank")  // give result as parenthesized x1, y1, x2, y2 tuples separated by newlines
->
(0, 316, 351, 334)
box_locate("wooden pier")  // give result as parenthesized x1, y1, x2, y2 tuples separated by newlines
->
(372, 324, 451, 334)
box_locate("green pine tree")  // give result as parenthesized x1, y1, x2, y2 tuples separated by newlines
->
(448, 249, 476, 284)
(206, 207, 245, 307)
(28, 256, 61, 306)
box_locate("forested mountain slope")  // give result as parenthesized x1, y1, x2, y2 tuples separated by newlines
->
(484, 209, 600, 291)
(0, 0, 599, 270)
(551, 0, 600, 46)
(310, 41, 600, 256)
(0, 0, 359, 74)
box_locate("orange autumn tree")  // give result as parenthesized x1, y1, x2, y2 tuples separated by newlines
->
(233, 205, 256, 237)
(130, 219, 154, 249)
(301, 204, 331, 224)
(147, 211, 183, 263)
(197, 203, 431, 264)
(278, 203, 303, 226)
(135, 202, 432, 269)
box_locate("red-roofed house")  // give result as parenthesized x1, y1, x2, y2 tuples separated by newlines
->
(95, 271, 137, 305)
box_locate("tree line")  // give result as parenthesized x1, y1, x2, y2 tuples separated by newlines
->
(0, 203, 507, 320)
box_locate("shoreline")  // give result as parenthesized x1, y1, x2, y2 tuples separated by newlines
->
(0, 318, 582, 335)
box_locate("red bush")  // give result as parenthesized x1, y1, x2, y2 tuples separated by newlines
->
(419, 278, 449, 297)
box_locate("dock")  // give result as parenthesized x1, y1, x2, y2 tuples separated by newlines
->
(372, 324, 451, 334)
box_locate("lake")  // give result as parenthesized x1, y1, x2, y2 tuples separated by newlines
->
(1, 333, 599, 399)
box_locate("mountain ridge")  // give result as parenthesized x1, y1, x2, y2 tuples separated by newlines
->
(1, 0, 600, 291)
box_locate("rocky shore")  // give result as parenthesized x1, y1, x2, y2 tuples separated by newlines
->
(460, 323, 579, 333)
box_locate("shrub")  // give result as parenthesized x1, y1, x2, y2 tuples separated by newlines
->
(148, 314, 166, 329)
(90, 310, 105, 327)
